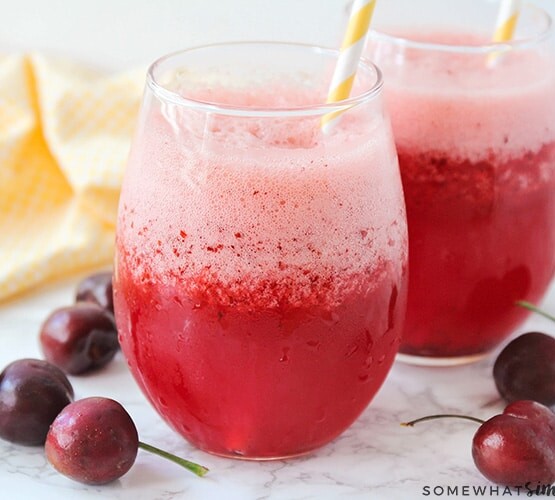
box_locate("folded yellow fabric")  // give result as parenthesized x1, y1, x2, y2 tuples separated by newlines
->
(0, 53, 145, 302)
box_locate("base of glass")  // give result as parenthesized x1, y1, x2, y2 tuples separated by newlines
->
(395, 351, 489, 367)
(199, 447, 316, 461)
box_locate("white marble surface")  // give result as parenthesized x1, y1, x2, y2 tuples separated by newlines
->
(1, 272, 554, 500)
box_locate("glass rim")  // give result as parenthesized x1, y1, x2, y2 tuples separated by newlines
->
(368, 3, 552, 54)
(146, 41, 383, 117)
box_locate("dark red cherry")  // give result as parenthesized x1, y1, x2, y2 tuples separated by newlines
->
(45, 397, 138, 485)
(403, 400, 555, 487)
(472, 400, 555, 486)
(494, 332, 555, 407)
(76, 272, 114, 315)
(0, 359, 73, 445)
(39, 303, 119, 375)
(45, 397, 209, 484)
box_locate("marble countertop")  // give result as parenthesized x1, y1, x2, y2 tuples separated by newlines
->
(1, 273, 554, 500)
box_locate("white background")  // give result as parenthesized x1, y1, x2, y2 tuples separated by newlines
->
(0, 0, 351, 70)
(1, 0, 554, 71)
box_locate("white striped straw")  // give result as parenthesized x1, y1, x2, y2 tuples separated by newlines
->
(493, 0, 523, 42)
(321, 0, 376, 133)
(488, 0, 523, 64)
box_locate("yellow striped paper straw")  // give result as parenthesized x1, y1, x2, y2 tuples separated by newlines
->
(488, 0, 522, 64)
(321, 0, 376, 133)
(493, 0, 522, 42)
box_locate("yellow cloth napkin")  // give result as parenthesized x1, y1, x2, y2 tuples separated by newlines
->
(0, 53, 145, 302)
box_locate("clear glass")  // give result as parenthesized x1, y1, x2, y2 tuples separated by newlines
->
(366, 0, 555, 364)
(113, 42, 408, 459)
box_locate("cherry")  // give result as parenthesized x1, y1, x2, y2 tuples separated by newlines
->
(0, 359, 74, 446)
(491, 301, 555, 407)
(76, 272, 114, 315)
(494, 332, 555, 407)
(45, 397, 208, 485)
(402, 400, 555, 487)
(472, 400, 555, 486)
(45, 397, 138, 485)
(39, 303, 119, 375)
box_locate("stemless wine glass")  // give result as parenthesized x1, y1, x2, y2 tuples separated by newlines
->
(113, 42, 408, 459)
(366, 0, 555, 364)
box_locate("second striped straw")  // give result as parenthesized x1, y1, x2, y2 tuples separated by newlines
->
(493, 0, 523, 42)
(489, 0, 523, 64)
(321, 0, 377, 133)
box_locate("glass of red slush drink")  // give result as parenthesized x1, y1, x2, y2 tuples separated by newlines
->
(366, 0, 555, 365)
(113, 42, 408, 459)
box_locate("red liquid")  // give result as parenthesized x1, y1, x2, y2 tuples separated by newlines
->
(115, 258, 405, 458)
(399, 142, 555, 358)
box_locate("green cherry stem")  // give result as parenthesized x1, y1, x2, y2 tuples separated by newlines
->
(516, 300, 555, 324)
(138, 441, 209, 477)
(401, 414, 485, 427)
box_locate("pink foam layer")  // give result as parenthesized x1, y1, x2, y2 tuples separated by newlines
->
(117, 85, 407, 302)
(368, 31, 555, 161)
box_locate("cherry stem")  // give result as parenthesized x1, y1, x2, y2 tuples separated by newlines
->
(401, 414, 485, 427)
(516, 300, 555, 324)
(138, 441, 209, 477)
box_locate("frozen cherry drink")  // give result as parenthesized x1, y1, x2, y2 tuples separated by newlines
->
(367, 0, 555, 363)
(114, 43, 408, 458)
